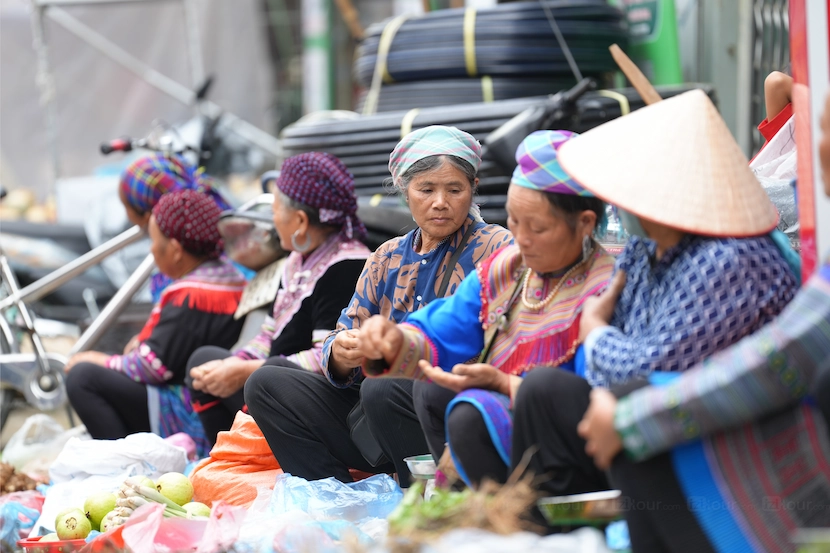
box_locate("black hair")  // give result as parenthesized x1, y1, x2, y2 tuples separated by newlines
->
(543, 192, 606, 234)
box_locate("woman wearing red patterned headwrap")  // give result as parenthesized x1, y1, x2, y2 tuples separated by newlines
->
(185, 152, 370, 445)
(64, 190, 247, 456)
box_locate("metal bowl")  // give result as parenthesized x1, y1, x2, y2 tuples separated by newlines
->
(404, 454, 437, 479)
(537, 490, 622, 527)
(793, 529, 830, 552)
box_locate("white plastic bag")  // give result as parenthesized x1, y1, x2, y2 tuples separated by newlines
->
(49, 432, 187, 484)
(32, 432, 187, 536)
(1, 414, 87, 472)
(751, 116, 799, 234)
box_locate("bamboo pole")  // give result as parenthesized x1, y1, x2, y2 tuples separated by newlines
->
(609, 44, 662, 105)
(332, 0, 364, 40)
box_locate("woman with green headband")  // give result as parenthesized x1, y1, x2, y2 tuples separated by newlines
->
(245, 125, 512, 486)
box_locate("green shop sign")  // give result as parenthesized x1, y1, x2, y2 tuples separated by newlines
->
(624, 0, 660, 41)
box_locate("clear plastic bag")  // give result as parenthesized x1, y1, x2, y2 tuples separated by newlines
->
(269, 473, 402, 522)
(231, 475, 401, 552)
(2, 414, 87, 473)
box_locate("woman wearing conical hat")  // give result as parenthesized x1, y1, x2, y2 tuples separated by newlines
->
(576, 95, 830, 552)
(355, 88, 799, 508)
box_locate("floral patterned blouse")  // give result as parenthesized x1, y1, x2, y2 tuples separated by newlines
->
(321, 214, 513, 387)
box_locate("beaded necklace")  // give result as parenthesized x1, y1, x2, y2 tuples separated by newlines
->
(520, 244, 596, 311)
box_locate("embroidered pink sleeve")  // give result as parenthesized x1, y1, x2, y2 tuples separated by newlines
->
(106, 342, 173, 385)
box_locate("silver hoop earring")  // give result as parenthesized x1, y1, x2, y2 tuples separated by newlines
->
(582, 235, 592, 261)
(291, 230, 311, 253)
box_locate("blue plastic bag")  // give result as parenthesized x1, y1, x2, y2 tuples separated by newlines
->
(605, 520, 631, 551)
(270, 473, 403, 523)
(0, 501, 41, 551)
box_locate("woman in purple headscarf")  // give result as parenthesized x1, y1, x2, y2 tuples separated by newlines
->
(185, 152, 370, 445)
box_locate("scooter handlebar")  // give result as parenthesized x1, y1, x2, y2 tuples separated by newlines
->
(100, 138, 133, 155)
(100, 137, 149, 155)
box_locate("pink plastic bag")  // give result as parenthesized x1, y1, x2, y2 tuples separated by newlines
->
(0, 491, 45, 512)
(197, 502, 247, 553)
(0, 491, 44, 547)
(164, 433, 198, 462)
(119, 500, 247, 553)
(121, 504, 206, 553)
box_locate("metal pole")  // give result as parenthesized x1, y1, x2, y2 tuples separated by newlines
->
(0, 225, 145, 310)
(69, 253, 155, 355)
(29, 2, 61, 196)
(0, 257, 52, 378)
(182, 0, 206, 88)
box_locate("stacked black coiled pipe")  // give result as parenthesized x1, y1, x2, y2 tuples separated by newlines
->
(355, 0, 630, 113)
(282, 84, 716, 244)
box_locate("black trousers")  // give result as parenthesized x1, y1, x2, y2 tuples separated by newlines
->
(185, 346, 246, 446)
(414, 368, 609, 496)
(244, 361, 428, 487)
(815, 361, 830, 433)
(414, 381, 509, 486)
(185, 346, 295, 447)
(609, 453, 715, 553)
(65, 362, 151, 439)
(361, 378, 431, 487)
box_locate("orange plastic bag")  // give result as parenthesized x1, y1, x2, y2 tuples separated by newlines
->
(190, 412, 282, 507)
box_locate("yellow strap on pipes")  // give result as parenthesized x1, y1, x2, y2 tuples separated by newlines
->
(362, 14, 409, 116)
(596, 89, 631, 116)
(463, 8, 478, 77)
(400, 108, 421, 138)
(481, 75, 494, 103)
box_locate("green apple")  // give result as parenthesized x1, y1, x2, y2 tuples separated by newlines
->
(54, 507, 85, 530)
(84, 491, 117, 530)
(55, 507, 84, 525)
(155, 472, 193, 506)
(183, 501, 211, 518)
(137, 475, 155, 488)
(56, 509, 92, 540)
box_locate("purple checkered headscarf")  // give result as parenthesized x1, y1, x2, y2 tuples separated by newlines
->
(276, 152, 366, 240)
(511, 130, 593, 196)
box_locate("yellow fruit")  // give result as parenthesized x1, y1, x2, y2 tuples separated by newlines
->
(155, 472, 193, 506)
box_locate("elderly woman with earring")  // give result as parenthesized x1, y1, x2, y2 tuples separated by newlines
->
(355, 130, 616, 491)
(245, 125, 512, 486)
(186, 152, 370, 446)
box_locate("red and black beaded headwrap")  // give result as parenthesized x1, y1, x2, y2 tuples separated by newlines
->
(152, 189, 223, 259)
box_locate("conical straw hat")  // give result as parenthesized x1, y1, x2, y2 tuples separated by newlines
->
(557, 89, 779, 237)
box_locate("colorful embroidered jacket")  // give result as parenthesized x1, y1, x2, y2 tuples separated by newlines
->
(614, 261, 830, 553)
(105, 259, 246, 455)
(378, 244, 615, 396)
(322, 215, 512, 387)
